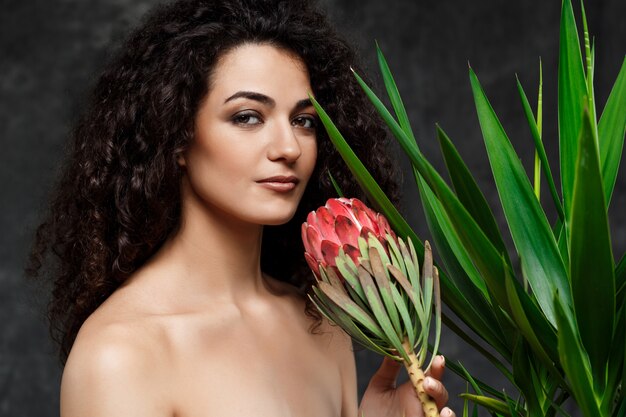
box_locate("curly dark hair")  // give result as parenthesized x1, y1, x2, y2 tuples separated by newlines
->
(27, 0, 399, 364)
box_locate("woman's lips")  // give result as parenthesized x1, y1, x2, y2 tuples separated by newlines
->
(256, 175, 299, 192)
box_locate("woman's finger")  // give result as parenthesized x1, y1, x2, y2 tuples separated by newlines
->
(367, 356, 402, 391)
(426, 355, 445, 381)
(440, 407, 456, 417)
(423, 376, 449, 409)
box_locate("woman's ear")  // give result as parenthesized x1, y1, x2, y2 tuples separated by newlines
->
(176, 153, 187, 167)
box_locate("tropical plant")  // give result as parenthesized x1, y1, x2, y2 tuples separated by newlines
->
(309, 0, 626, 415)
(302, 197, 442, 417)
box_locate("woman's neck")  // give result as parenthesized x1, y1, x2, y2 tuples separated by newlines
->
(134, 185, 269, 309)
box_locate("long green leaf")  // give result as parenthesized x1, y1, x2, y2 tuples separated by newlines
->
(598, 57, 626, 205)
(311, 291, 392, 358)
(368, 243, 404, 339)
(328, 170, 345, 197)
(470, 67, 571, 326)
(388, 277, 416, 346)
(604, 304, 625, 413)
(436, 126, 510, 258)
(504, 265, 562, 381)
(357, 266, 410, 362)
(516, 76, 564, 220)
(418, 172, 514, 357)
(533, 59, 544, 201)
(376, 43, 417, 143)
(558, 0, 588, 218)
(454, 360, 507, 401)
(442, 315, 513, 383)
(555, 295, 602, 417)
(375, 49, 513, 362)
(310, 95, 419, 246)
(580, 0, 598, 143)
(569, 109, 615, 389)
(352, 70, 514, 316)
(617, 253, 626, 303)
(460, 394, 512, 416)
(317, 282, 386, 340)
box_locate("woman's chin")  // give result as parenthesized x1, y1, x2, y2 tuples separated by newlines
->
(254, 208, 299, 226)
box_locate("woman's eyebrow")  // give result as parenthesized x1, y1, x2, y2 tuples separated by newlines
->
(293, 98, 313, 112)
(224, 92, 313, 112)
(224, 91, 275, 106)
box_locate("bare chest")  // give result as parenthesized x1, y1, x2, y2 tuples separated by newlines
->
(169, 314, 344, 417)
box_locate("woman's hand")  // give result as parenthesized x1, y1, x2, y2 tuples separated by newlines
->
(358, 355, 455, 417)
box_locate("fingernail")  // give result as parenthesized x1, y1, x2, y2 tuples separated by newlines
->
(424, 377, 434, 389)
(442, 408, 452, 417)
(439, 355, 446, 366)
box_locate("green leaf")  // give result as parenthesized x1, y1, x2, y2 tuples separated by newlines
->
(470, 67, 570, 326)
(516, 76, 565, 220)
(504, 263, 561, 376)
(580, 0, 598, 140)
(558, 0, 588, 218)
(598, 57, 626, 205)
(328, 170, 344, 197)
(388, 263, 418, 308)
(512, 338, 542, 416)
(617, 253, 626, 303)
(533, 59, 544, 201)
(459, 394, 512, 416)
(336, 251, 368, 306)
(569, 109, 615, 388)
(418, 176, 514, 357)
(310, 291, 392, 358)
(555, 295, 602, 417)
(352, 69, 514, 317)
(436, 125, 510, 259)
(310, 94, 419, 246)
(316, 282, 385, 339)
(356, 266, 411, 362)
(368, 242, 404, 339)
(376, 43, 417, 143)
(452, 360, 506, 401)
(388, 277, 416, 346)
(604, 304, 625, 413)
(442, 315, 513, 383)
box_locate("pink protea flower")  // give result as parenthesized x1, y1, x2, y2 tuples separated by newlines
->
(301, 197, 395, 280)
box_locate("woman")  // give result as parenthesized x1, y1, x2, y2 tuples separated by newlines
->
(28, 0, 454, 416)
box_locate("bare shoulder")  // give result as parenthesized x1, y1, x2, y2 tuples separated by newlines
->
(265, 274, 354, 352)
(310, 295, 359, 417)
(61, 308, 173, 417)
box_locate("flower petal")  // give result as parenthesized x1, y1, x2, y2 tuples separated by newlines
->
(343, 244, 361, 266)
(326, 198, 358, 225)
(352, 199, 377, 234)
(305, 252, 321, 280)
(335, 215, 360, 247)
(306, 225, 323, 260)
(315, 206, 338, 242)
(360, 226, 376, 241)
(320, 240, 340, 268)
(376, 213, 395, 238)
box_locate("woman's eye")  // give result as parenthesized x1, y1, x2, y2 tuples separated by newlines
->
(232, 112, 262, 126)
(292, 115, 317, 129)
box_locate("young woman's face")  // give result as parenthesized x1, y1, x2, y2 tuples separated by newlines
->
(181, 43, 318, 226)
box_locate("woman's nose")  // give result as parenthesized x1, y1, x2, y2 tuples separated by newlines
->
(267, 120, 302, 162)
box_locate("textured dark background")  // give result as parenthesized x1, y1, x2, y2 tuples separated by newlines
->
(1, 0, 624, 415)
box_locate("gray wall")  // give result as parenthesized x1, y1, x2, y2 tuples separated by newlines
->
(1, 0, 624, 415)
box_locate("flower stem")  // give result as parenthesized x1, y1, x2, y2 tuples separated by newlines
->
(402, 339, 439, 417)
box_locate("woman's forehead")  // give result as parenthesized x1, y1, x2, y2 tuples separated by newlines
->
(208, 43, 311, 101)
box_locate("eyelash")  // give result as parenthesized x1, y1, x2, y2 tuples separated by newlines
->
(232, 111, 262, 126)
(231, 111, 317, 130)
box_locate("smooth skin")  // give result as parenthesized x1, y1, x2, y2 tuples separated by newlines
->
(60, 43, 454, 417)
